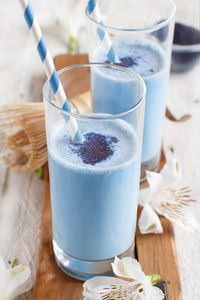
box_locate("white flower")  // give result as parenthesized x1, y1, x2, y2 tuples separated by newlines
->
(0, 257, 31, 300)
(139, 158, 199, 235)
(83, 257, 164, 299)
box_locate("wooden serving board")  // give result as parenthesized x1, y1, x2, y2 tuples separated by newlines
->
(137, 151, 181, 300)
(34, 54, 181, 299)
(34, 165, 181, 300)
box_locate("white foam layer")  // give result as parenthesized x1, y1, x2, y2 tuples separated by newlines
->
(49, 118, 139, 174)
(94, 38, 166, 78)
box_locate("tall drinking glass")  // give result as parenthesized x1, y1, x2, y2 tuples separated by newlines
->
(86, 0, 176, 181)
(43, 63, 145, 280)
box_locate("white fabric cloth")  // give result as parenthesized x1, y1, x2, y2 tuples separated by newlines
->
(0, 0, 199, 299)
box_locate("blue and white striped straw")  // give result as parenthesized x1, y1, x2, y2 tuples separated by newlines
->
(88, 0, 116, 63)
(19, 0, 82, 143)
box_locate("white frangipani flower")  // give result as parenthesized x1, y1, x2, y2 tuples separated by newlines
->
(0, 257, 31, 300)
(139, 158, 199, 235)
(83, 257, 164, 300)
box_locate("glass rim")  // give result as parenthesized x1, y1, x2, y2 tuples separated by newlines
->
(43, 63, 146, 120)
(85, 0, 176, 33)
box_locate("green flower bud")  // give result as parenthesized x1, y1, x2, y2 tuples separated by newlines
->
(147, 273, 161, 285)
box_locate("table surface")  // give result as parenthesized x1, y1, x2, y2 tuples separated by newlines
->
(0, 0, 199, 299)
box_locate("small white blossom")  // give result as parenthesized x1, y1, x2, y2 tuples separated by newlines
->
(139, 158, 199, 235)
(0, 257, 31, 300)
(83, 257, 164, 300)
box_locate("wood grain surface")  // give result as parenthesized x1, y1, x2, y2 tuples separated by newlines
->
(54, 54, 89, 71)
(138, 149, 181, 299)
(136, 208, 182, 300)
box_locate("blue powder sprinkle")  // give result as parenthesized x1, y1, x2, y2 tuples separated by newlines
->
(106, 56, 138, 68)
(119, 56, 137, 67)
(70, 132, 118, 165)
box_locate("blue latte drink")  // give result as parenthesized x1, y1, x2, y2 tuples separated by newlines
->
(44, 63, 145, 279)
(91, 39, 169, 165)
(48, 118, 140, 261)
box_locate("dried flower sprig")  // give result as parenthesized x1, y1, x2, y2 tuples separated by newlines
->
(139, 158, 199, 235)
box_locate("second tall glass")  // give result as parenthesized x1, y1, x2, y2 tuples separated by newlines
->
(86, 0, 176, 181)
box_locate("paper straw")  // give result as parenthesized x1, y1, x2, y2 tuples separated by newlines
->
(88, 0, 116, 63)
(19, 0, 82, 143)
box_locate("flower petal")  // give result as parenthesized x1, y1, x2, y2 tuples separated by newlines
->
(0, 257, 7, 299)
(3, 264, 31, 300)
(139, 204, 163, 234)
(83, 276, 126, 290)
(0, 257, 6, 271)
(160, 158, 181, 187)
(111, 256, 131, 279)
(163, 210, 200, 235)
(139, 187, 151, 207)
(143, 284, 164, 300)
(112, 257, 146, 283)
(83, 276, 138, 299)
(146, 170, 163, 192)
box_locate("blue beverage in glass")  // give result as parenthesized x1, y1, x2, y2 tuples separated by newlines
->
(92, 39, 169, 165)
(86, 0, 176, 180)
(49, 119, 140, 261)
(44, 64, 145, 280)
